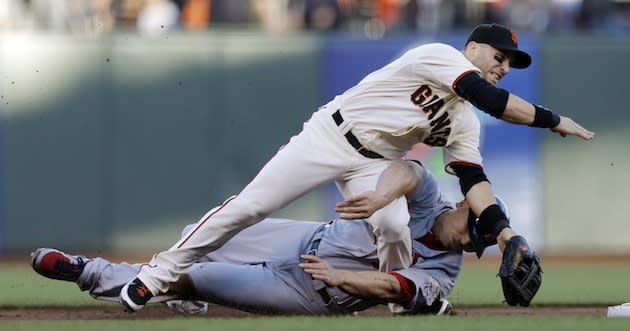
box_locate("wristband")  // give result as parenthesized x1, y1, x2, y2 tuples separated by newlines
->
(477, 204, 510, 237)
(530, 105, 561, 128)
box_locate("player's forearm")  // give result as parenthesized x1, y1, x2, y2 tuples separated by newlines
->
(335, 270, 402, 301)
(502, 94, 562, 130)
(466, 181, 513, 245)
(300, 255, 403, 301)
(375, 160, 420, 202)
(464, 181, 497, 216)
(501, 94, 536, 125)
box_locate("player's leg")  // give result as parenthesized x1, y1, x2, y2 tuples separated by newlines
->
(31, 248, 175, 303)
(368, 197, 412, 271)
(31, 248, 88, 283)
(202, 218, 322, 265)
(125, 118, 351, 309)
(338, 160, 412, 272)
(185, 262, 327, 315)
(30, 222, 321, 307)
(78, 257, 167, 302)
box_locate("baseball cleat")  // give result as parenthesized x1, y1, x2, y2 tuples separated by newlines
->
(31, 248, 88, 282)
(430, 298, 453, 316)
(120, 277, 153, 312)
(391, 298, 453, 315)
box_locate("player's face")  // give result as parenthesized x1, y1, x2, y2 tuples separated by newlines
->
(468, 43, 511, 86)
(454, 199, 497, 253)
(450, 200, 475, 252)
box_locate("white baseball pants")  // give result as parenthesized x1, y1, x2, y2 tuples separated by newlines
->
(136, 104, 412, 294)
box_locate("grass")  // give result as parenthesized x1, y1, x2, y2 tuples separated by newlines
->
(2, 258, 630, 330)
(449, 262, 630, 306)
(2, 264, 101, 307)
(2, 316, 630, 331)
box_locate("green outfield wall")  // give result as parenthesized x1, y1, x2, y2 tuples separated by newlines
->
(0, 32, 322, 252)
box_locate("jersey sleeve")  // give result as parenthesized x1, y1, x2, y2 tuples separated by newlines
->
(391, 251, 463, 313)
(415, 43, 480, 93)
(405, 162, 450, 221)
(405, 161, 437, 211)
(443, 107, 483, 175)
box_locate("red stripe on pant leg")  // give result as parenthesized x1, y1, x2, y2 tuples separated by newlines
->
(176, 195, 238, 248)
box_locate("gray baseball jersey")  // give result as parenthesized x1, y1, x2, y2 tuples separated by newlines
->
(76, 166, 463, 315)
(136, 42, 483, 296)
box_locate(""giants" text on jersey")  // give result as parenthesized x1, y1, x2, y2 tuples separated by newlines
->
(410, 85, 451, 147)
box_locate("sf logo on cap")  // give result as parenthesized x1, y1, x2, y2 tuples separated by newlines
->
(510, 31, 518, 45)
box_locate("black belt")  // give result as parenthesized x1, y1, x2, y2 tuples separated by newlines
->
(307, 223, 333, 305)
(332, 110, 384, 159)
(316, 287, 332, 306)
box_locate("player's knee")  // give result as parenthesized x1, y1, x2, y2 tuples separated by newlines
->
(239, 201, 273, 225)
(219, 196, 275, 225)
(181, 224, 197, 238)
(376, 222, 410, 243)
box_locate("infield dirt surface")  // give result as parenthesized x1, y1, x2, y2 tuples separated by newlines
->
(0, 305, 608, 320)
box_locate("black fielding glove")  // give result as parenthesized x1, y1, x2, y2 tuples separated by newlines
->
(498, 235, 543, 306)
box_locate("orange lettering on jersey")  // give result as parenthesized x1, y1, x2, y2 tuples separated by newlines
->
(430, 112, 450, 132)
(424, 111, 452, 147)
(410, 85, 452, 146)
(423, 98, 445, 120)
(411, 85, 445, 120)
(410, 85, 432, 105)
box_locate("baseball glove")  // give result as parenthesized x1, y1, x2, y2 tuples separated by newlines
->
(498, 235, 543, 307)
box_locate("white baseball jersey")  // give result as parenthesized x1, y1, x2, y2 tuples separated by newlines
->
(334, 43, 483, 173)
(131, 42, 483, 298)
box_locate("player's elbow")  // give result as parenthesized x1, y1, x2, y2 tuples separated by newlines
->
(387, 272, 415, 304)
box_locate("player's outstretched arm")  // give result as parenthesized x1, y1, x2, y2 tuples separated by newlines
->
(299, 255, 403, 302)
(454, 72, 594, 140)
(502, 94, 594, 140)
(550, 115, 594, 139)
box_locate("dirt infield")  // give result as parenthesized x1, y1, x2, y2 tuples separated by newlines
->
(0, 305, 608, 320)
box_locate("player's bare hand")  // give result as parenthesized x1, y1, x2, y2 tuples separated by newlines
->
(300, 255, 346, 287)
(335, 191, 390, 219)
(551, 116, 595, 140)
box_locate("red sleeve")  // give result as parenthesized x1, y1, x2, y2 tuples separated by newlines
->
(388, 272, 417, 304)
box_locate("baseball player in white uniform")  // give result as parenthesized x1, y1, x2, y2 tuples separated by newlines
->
(32, 161, 515, 315)
(118, 23, 593, 312)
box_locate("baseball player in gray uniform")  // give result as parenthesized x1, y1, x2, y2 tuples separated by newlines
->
(118, 23, 593, 312)
(32, 161, 518, 315)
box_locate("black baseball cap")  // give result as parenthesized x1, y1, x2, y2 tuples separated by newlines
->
(466, 23, 531, 69)
(467, 196, 510, 258)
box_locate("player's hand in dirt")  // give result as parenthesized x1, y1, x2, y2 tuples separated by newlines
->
(551, 116, 595, 140)
(335, 191, 390, 219)
(300, 255, 346, 287)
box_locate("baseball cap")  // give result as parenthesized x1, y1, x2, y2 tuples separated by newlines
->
(467, 196, 510, 258)
(466, 23, 531, 69)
